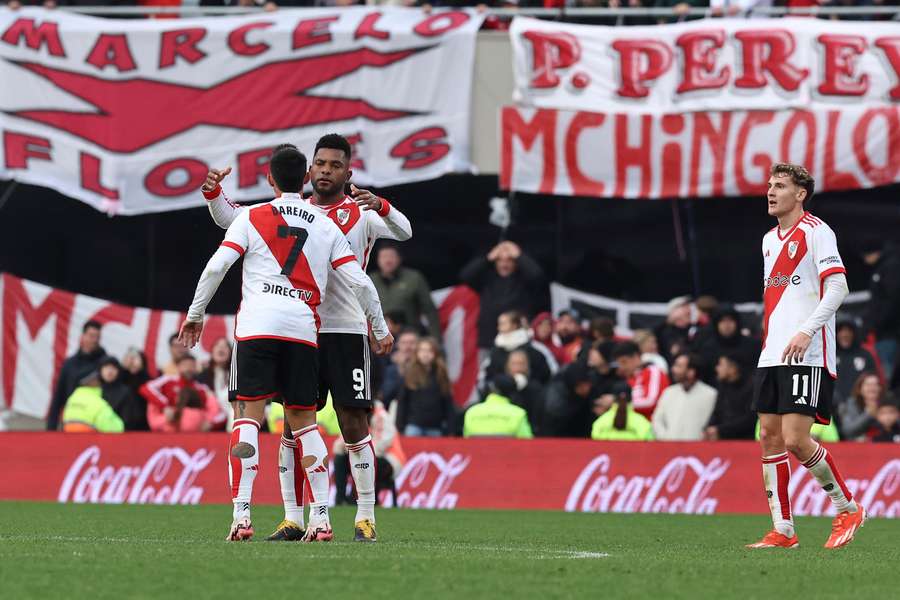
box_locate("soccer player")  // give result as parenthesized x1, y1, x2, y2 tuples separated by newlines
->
(178, 147, 393, 542)
(202, 134, 412, 542)
(747, 163, 865, 550)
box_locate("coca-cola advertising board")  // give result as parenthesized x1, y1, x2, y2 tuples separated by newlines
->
(4, 433, 898, 517)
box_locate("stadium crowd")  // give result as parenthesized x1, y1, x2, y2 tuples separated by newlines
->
(48, 240, 900, 445)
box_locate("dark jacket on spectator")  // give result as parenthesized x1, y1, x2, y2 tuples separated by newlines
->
(47, 346, 107, 430)
(103, 379, 149, 431)
(697, 308, 760, 381)
(834, 321, 877, 407)
(395, 373, 455, 434)
(371, 266, 442, 339)
(460, 254, 546, 348)
(708, 375, 756, 439)
(654, 322, 691, 363)
(484, 339, 555, 386)
(541, 362, 595, 438)
(863, 242, 900, 340)
(870, 422, 900, 443)
(510, 379, 546, 436)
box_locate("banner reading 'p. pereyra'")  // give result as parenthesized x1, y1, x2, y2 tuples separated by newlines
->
(0, 8, 483, 215)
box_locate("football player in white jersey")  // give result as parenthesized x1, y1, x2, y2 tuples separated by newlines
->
(179, 147, 393, 542)
(202, 135, 412, 543)
(746, 163, 865, 550)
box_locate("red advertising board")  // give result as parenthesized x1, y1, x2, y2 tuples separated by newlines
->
(4, 433, 898, 517)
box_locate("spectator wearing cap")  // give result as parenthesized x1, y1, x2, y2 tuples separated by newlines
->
(834, 319, 877, 409)
(463, 374, 533, 439)
(554, 309, 584, 366)
(696, 305, 759, 383)
(862, 240, 900, 380)
(870, 394, 900, 443)
(140, 354, 225, 433)
(370, 244, 442, 340)
(61, 371, 124, 433)
(484, 310, 556, 386)
(459, 240, 546, 350)
(531, 312, 567, 365)
(504, 349, 546, 435)
(99, 356, 148, 431)
(652, 353, 717, 441)
(704, 354, 755, 440)
(47, 320, 107, 431)
(542, 361, 596, 437)
(612, 341, 670, 419)
(590, 382, 654, 442)
(654, 296, 693, 363)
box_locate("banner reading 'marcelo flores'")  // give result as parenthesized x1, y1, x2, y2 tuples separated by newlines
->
(0, 8, 484, 215)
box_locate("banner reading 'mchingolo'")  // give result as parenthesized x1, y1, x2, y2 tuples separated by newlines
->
(0, 8, 483, 215)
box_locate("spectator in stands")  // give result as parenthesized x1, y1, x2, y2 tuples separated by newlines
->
(871, 394, 900, 443)
(591, 382, 654, 441)
(652, 353, 717, 440)
(121, 347, 152, 393)
(570, 316, 618, 363)
(371, 244, 442, 339)
(633, 329, 668, 372)
(697, 305, 759, 381)
(834, 319, 877, 408)
(47, 320, 106, 431)
(554, 309, 584, 365)
(611, 341, 670, 419)
(531, 312, 566, 365)
(198, 337, 233, 429)
(587, 340, 622, 398)
(862, 240, 900, 380)
(542, 361, 595, 437)
(61, 371, 124, 433)
(505, 349, 545, 435)
(141, 355, 225, 433)
(655, 0, 708, 23)
(704, 354, 755, 440)
(161, 333, 189, 376)
(654, 296, 693, 363)
(838, 372, 882, 440)
(381, 328, 419, 406)
(485, 310, 556, 385)
(460, 240, 546, 350)
(396, 337, 455, 436)
(99, 356, 148, 431)
(463, 374, 533, 439)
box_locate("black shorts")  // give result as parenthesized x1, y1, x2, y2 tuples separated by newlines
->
(230, 338, 318, 410)
(317, 333, 373, 410)
(751, 366, 834, 425)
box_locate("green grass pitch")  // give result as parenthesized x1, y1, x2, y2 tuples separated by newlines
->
(1, 502, 898, 599)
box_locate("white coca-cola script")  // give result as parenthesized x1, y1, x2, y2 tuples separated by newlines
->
(58, 445, 216, 504)
(393, 452, 471, 509)
(566, 454, 731, 514)
(790, 459, 900, 517)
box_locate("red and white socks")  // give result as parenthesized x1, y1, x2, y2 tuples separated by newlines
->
(229, 418, 260, 521)
(294, 425, 330, 525)
(278, 433, 305, 527)
(802, 443, 858, 514)
(761, 452, 794, 537)
(347, 435, 377, 523)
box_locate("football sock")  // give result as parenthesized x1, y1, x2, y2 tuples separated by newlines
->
(229, 418, 260, 521)
(347, 435, 377, 523)
(294, 425, 330, 524)
(278, 433, 305, 527)
(802, 444, 858, 513)
(762, 452, 794, 537)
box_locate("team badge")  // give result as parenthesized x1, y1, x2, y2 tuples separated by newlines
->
(787, 241, 799, 259)
(336, 208, 351, 226)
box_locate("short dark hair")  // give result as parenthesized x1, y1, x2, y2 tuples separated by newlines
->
(83, 320, 102, 333)
(176, 353, 196, 365)
(590, 317, 615, 339)
(385, 310, 407, 326)
(270, 146, 307, 193)
(771, 162, 815, 202)
(501, 310, 526, 328)
(271, 143, 297, 158)
(675, 352, 704, 375)
(314, 133, 352, 162)
(612, 341, 640, 360)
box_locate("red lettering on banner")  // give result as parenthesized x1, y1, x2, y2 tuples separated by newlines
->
(660, 115, 685, 198)
(522, 31, 581, 89)
(355, 12, 390, 41)
(86, 34, 137, 73)
(676, 30, 730, 94)
(228, 22, 272, 57)
(292, 16, 339, 50)
(823, 111, 861, 191)
(817, 35, 868, 97)
(413, 11, 470, 38)
(500, 107, 557, 193)
(874, 38, 900, 100)
(613, 40, 673, 98)
(780, 110, 816, 169)
(852, 108, 900, 186)
(734, 30, 808, 92)
(345, 133, 366, 171)
(734, 111, 775, 196)
(689, 113, 731, 197)
(565, 112, 606, 196)
(3, 131, 51, 169)
(1, 274, 75, 415)
(86, 304, 135, 337)
(145, 158, 209, 197)
(614, 114, 652, 197)
(390, 127, 450, 170)
(237, 148, 272, 189)
(0, 18, 66, 57)
(80, 152, 120, 200)
(159, 28, 207, 69)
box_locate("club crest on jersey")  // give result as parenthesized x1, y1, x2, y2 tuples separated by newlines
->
(788, 241, 799, 259)
(336, 208, 351, 226)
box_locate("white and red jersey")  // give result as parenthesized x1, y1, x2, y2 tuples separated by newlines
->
(629, 364, 670, 419)
(758, 212, 846, 376)
(205, 187, 411, 335)
(139, 374, 226, 428)
(221, 193, 356, 346)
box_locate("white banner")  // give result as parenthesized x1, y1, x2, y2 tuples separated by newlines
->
(0, 7, 483, 215)
(511, 17, 900, 113)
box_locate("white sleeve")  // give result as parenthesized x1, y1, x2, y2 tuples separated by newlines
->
(204, 185, 244, 229)
(813, 225, 847, 280)
(366, 199, 412, 241)
(334, 259, 389, 339)
(187, 213, 248, 321)
(799, 273, 849, 338)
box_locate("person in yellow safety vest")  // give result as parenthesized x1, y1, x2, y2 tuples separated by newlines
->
(463, 375, 533, 439)
(62, 371, 125, 433)
(267, 393, 341, 436)
(591, 385, 654, 441)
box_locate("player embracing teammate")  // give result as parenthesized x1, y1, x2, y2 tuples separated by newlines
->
(200, 134, 412, 543)
(747, 163, 865, 550)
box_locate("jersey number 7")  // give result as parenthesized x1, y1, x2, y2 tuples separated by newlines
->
(277, 225, 308, 277)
